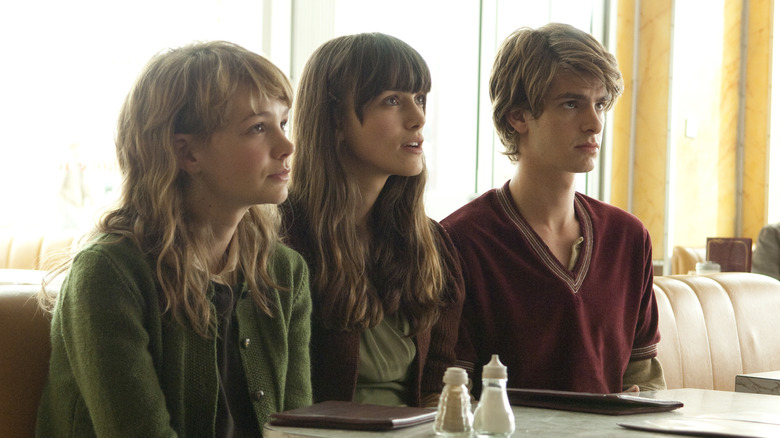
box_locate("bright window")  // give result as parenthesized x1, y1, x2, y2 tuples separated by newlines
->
(769, 2, 780, 224)
(0, 0, 268, 232)
(291, 0, 610, 220)
(0, 0, 609, 232)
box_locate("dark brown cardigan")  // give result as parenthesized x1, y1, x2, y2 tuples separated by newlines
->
(280, 201, 465, 406)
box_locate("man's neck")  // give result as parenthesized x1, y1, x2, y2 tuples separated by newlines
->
(508, 164, 582, 266)
(509, 164, 577, 226)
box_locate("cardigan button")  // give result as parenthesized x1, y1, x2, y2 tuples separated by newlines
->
(242, 338, 251, 348)
(253, 390, 265, 401)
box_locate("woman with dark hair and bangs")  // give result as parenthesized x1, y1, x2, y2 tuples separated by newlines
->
(283, 32, 464, 407)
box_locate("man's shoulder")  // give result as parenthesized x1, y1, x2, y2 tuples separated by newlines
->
(576, 192, 646, 231)
(759, 222, 780, 237)
(441, 187, 501, 229)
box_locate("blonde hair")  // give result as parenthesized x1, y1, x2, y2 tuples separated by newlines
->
(39, 41, 293, 337)
(490, 23, 624, 161)
(288, 33, 446, 333)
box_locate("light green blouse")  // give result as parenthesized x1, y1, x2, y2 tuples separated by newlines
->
(354, 313, 416, 406)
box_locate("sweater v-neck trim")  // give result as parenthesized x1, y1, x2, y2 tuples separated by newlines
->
(496, 184, 593, 292)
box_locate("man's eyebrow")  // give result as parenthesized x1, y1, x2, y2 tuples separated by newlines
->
(551, 92, 611, 103)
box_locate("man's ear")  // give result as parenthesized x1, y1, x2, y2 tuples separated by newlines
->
(174, 134, 201, 174)
(506, 108, 530, 134)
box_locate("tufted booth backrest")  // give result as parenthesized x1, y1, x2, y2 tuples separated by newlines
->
(2, 270, 779, 436)
(0, 232, 79, 271)
(654, 272, 780, 391)
(0, 285, 52, 438)
(670, 246, 707, 275)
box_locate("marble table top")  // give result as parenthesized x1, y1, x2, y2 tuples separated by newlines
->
(264, 388, 780, 437)
(736, 371, 780, 395)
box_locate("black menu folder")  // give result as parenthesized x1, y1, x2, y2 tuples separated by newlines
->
(269, 400, 437, 430)
(507, 388, 684, 415)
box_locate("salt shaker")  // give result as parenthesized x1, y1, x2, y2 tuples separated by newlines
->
(473, 354, 515, 437)
(696, 260, 721, 274)
(433, 367, 473, 437)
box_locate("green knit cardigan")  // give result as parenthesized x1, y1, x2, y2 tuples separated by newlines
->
(36, 235, 312, 437)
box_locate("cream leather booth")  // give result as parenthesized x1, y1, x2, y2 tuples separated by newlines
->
(0, 232, 78, 271)
(2, 271, 779, 437)
(0, 285, 51, 438)
(670, 246, 707, 275)
(654, 272, 780, 391)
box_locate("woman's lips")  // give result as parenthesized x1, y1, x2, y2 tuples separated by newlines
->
(270, 168, 291, 180)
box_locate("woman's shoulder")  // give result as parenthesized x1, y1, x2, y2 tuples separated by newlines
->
(74, 233, 148, 268)
(271, 241, 305, 263)
(70, 233, 156, 284)
(64, 233, 158, 304)
(266, 242, 311, 306)
(269, 241, 310, 276)
(428, 218, 466, 301)
(428, 218, 457, 251)
(278, 199, 314, 255)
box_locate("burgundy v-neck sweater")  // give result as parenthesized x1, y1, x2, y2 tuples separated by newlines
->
(442, 182, 660, 394)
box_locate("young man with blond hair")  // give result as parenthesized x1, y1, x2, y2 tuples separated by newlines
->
(442, 23, 665, 395)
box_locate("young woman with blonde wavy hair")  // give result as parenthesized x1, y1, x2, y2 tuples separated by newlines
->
(36, 41, 312, 436)
(282, 32, 464, 408)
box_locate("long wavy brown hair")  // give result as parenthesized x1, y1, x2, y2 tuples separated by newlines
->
(39, 41, 293, 337)
(288, 33, 446, 334)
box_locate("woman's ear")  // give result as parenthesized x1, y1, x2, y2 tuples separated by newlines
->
(506, 108, 530, 134)
(333, 113, 346, 144)
(174, 134, 201, 174)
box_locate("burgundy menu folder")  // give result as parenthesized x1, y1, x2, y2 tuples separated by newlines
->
(706, 237, 752, 272)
